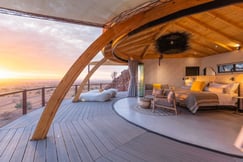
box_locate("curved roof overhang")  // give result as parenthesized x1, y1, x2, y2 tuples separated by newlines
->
(0, 0, 154, 27)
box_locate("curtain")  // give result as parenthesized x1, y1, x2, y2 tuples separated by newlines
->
(128, 59, 138, 97)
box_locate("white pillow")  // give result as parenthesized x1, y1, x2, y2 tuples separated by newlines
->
(209, 82, 228, 88)
(184, 79, 193, 86)
(208, 87, 224, 93)
(225, 82, 239, 94)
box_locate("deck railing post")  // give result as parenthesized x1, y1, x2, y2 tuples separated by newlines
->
(75, 85, 78, 95)
(42, 87, 45, 107)
(22, 90, 27, 115)
(88, 82, 90, 91)
(88, 64, 91, 91)
(100, 83, 102, 89)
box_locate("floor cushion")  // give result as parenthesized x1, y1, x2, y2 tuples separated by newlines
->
(80, 91, 112, 102)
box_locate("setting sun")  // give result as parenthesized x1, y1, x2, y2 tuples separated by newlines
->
(0, 69, 19, 79)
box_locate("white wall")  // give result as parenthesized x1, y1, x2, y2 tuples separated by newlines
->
(201, 50, 243, 75)
(143, 57, 200, 87)
(143, 50, 243, 87)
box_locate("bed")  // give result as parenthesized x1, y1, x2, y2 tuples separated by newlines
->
(175, 81, 239, 114)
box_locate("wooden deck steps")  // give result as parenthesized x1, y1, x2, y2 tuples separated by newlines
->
(0, 92, 242, 161)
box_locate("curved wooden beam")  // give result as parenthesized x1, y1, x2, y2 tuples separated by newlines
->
(72, 57, 107, 102)
(31, 0, 212, 140)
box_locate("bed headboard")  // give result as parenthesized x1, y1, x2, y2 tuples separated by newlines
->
(189, 74, 243, 96)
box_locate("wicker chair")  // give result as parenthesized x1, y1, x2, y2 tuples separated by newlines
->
(152, 90, 178, 115)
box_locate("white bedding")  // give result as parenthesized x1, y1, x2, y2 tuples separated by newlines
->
(215, 92, 238, 106)
(175, 88, 238, 113)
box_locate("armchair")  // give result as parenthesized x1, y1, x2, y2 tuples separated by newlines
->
(152, 90, 178, 115)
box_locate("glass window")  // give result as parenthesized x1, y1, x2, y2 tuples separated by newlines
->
(218, 62, 243, 73)
(218, 64, 234, 73)
(235, 63, 243, 72)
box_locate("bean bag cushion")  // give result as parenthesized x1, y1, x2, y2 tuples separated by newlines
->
(80, 90, 112, 102)
(104, 88, 118, 97)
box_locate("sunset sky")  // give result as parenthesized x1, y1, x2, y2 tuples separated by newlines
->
(0, 14, 127, 81)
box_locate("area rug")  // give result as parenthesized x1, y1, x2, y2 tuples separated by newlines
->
(133, 105, 180, 116)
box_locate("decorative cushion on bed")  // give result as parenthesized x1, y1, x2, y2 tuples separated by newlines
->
(208, 87, 224, 93)
(206, 82, 239, 94)
(184, 79, 193, 87)
(190, 81, 206, 91)
(224, 82, 239, 94)
(208, 82, 228, 88)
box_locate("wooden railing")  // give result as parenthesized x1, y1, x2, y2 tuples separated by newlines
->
(0, 83, 110, 127)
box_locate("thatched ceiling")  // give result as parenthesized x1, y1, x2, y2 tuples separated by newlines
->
(103, 2, 243, 62)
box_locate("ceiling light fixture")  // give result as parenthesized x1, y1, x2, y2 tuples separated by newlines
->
(236, 44, 241, 51)
(156, 32, 190, 55)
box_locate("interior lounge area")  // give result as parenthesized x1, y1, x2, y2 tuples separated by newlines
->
(112, 50, 243, 157)
(103, 0, 243, 157)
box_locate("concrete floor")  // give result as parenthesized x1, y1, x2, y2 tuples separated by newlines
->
(114, 97, 243, 157)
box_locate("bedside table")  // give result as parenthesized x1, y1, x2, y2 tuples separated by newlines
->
(234, 96, 243, 113)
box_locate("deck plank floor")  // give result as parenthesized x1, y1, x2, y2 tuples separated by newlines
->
(0, 92, 242, 161)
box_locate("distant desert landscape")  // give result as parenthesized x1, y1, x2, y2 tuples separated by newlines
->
(0, 79, 111, 127)
(0, 80, 58, 127)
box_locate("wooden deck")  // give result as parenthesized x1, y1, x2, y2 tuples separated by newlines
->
(0, 93, 242, 162)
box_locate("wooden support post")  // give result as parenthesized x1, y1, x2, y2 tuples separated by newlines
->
(75, 85, 78, 95)
(22, 90, 27, 115)
(88, 64, 90, 91)
(73, 57, 107, 102)
(41, 87, 45, 107)
(31, 0, 211, 140)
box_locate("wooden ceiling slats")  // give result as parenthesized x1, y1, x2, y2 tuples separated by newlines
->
(140, 45, 150, 59)
(190, 39, 219, 54)
(206, 11, 242, 31)
(188, 16, 242, 44)
(116, 34, 154, 48)
(117, 40, 153, 50)
(102, 3, 243, 62)
(175, 22, 233, 51)
(141, 25, 170, 59)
